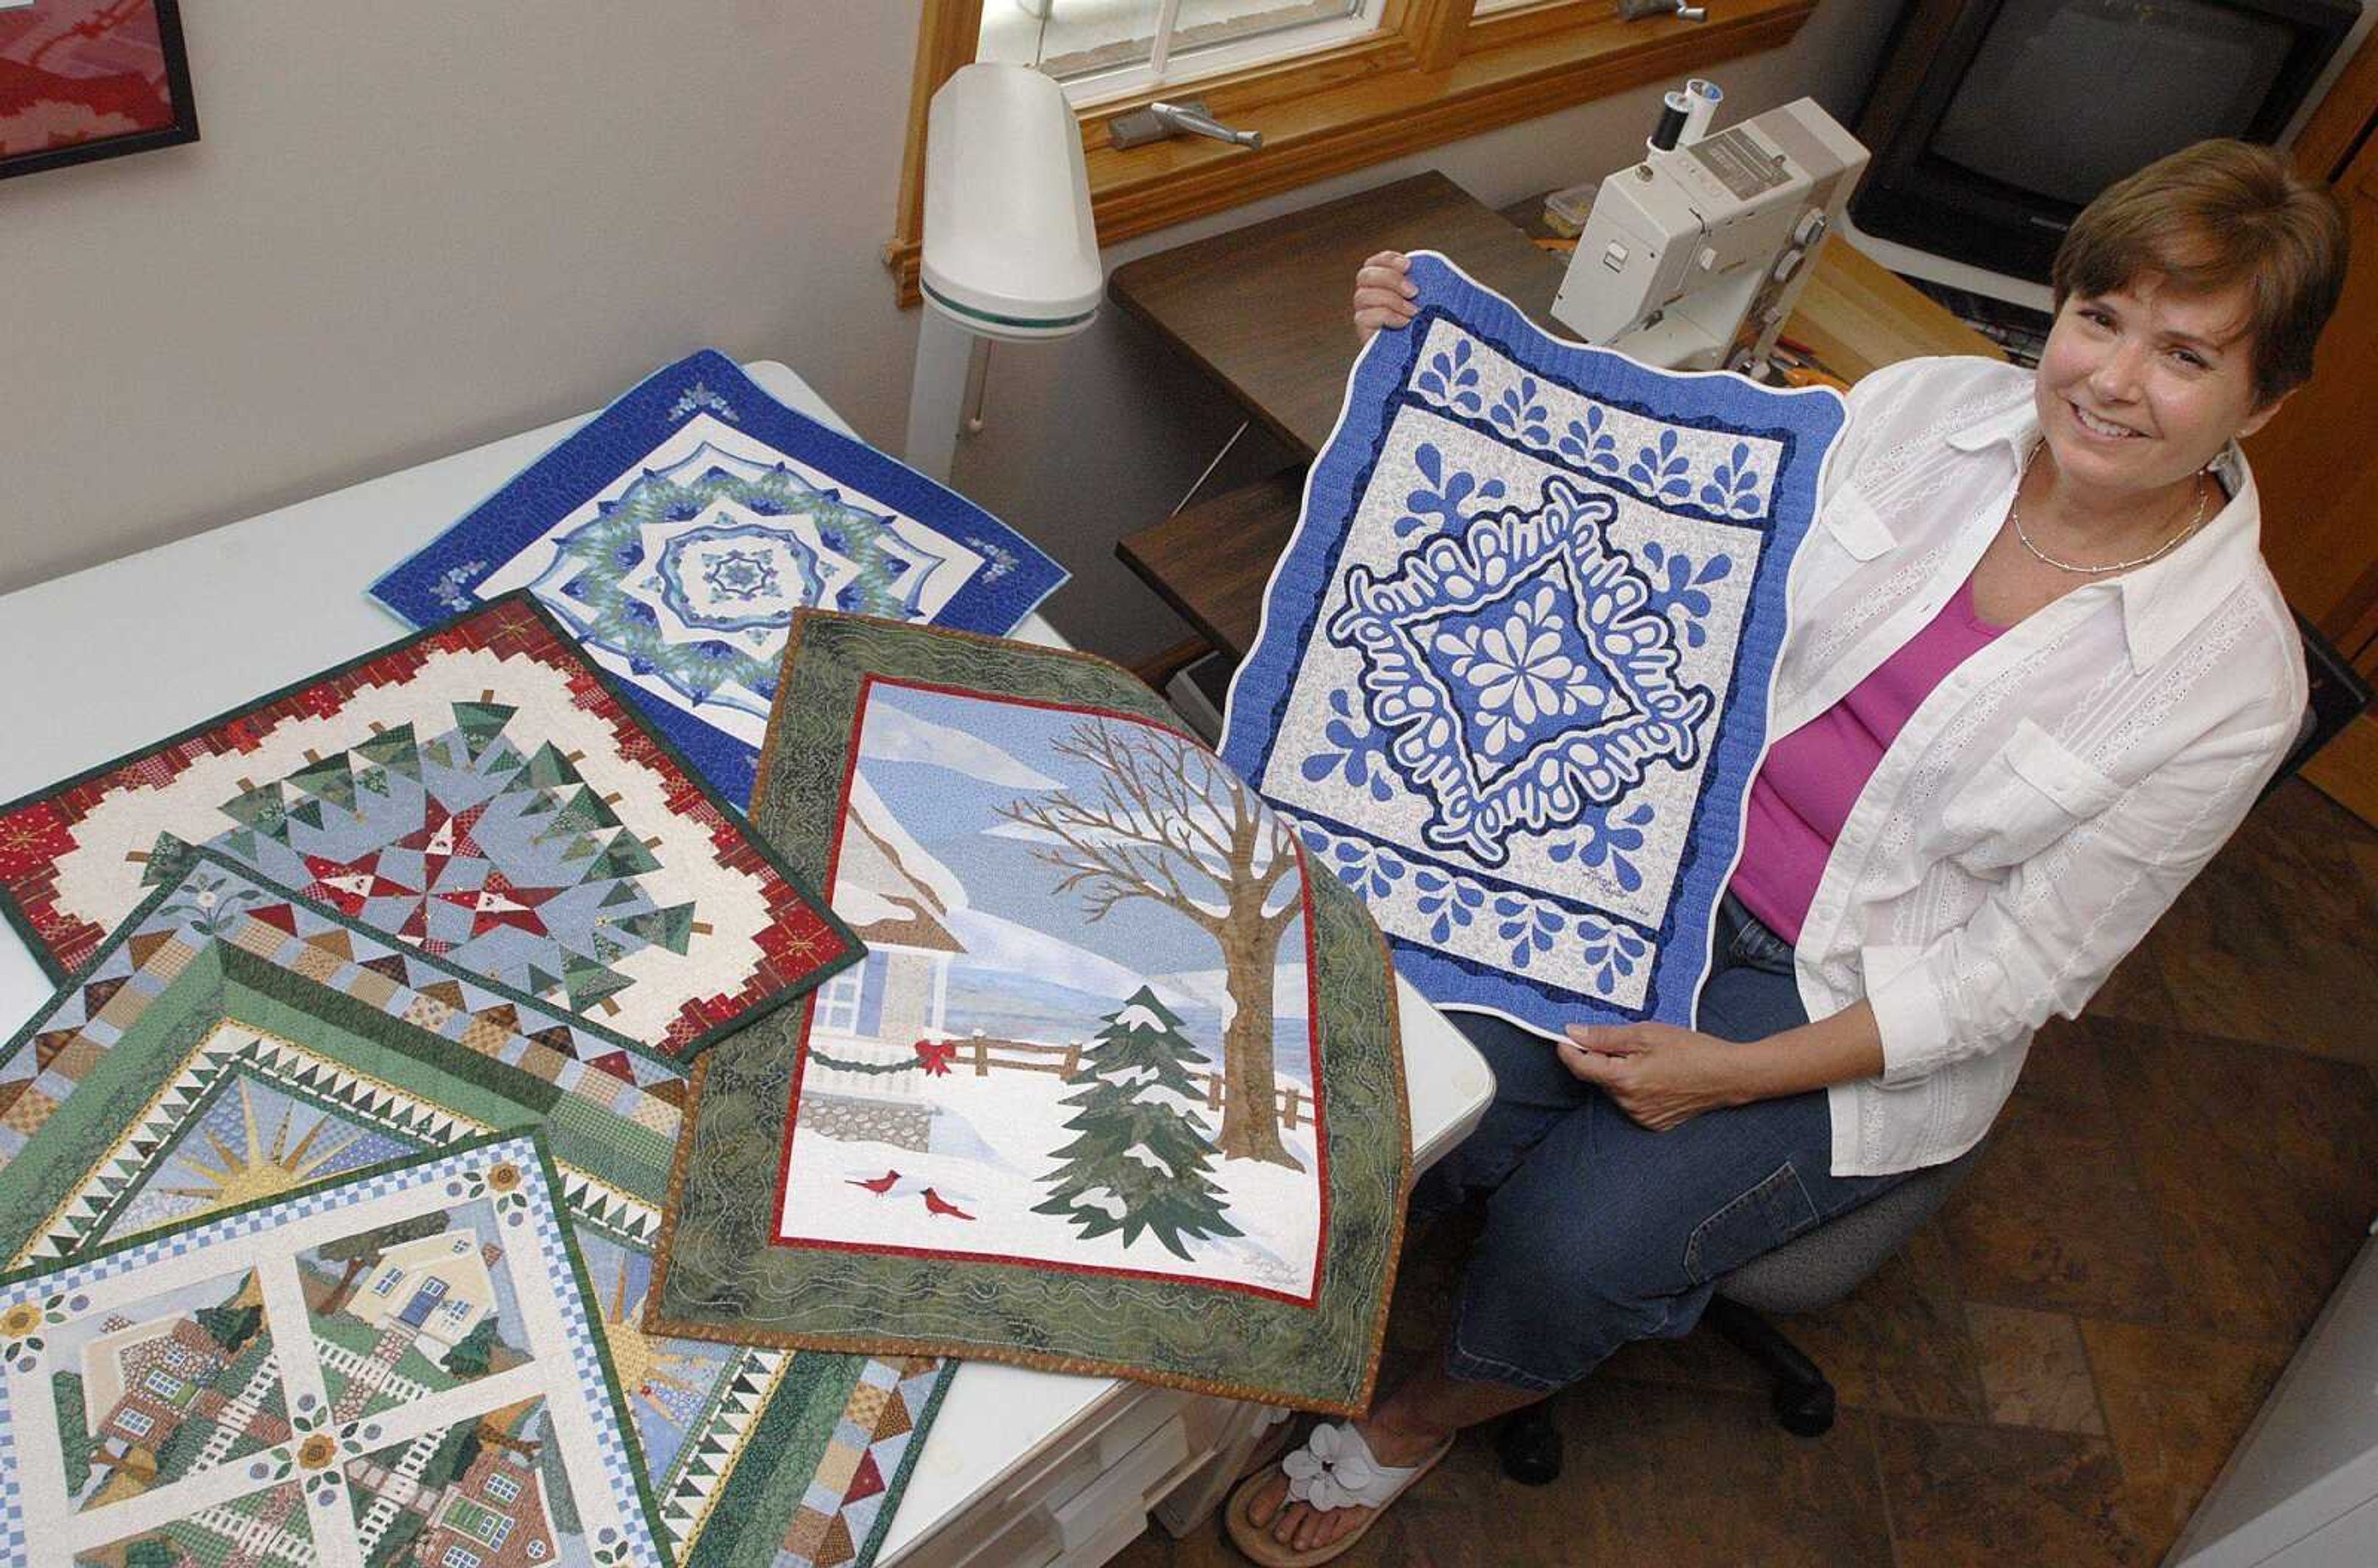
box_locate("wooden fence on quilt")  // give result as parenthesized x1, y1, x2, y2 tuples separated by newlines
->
(963, 1035, 1307, 1131)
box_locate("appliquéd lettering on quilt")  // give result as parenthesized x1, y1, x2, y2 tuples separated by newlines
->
(1221, 253, 1844, 1037)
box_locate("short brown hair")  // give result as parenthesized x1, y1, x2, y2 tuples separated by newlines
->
(2052, 139, 2348, 406)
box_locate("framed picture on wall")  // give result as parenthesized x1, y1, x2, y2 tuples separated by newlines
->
(1, 0, 198, 181)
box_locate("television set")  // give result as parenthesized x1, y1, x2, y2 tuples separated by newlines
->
(1846, 0, 2373, 313)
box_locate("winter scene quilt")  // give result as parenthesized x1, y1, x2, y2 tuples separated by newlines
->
(0, 1133, 671, 1568)
(0, 595, 859, 1060)
(370, 350, 1068, 805)
(1219, 253, 1844, 1038)
(651, 616, 1411, 1416)
(0, 850, 950, 1568)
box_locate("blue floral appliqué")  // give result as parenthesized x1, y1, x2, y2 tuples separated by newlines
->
(1492, 892, 1566, 970)
(1328, 838, 1408, 900)
(1300, 690, 1398, 801)
(1429, 582, 1616, 762)
(1557, 406, 1621, 475)
(1414, 868, 1486, 944)
(1414, 338, 1484, 414)
(1627, 429, 1694, 501)
(1395, 443, 1507, 539)
(1330, 475, 1715, 867)
(1636, 540, 1734, 650)
(1580, 919, 1651, 994)
(1489, 377, 1551, 445)
(1549, 800, 1656, 892)
(1698, 441, 1762, 517)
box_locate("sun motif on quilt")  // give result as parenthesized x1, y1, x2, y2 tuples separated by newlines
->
(1330, 475, 1715, 866)
(525, 450, 972, 721)
(145, 703, 699, 1017)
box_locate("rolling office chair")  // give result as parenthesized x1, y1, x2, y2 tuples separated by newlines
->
(1497, 612, 2372, 1478)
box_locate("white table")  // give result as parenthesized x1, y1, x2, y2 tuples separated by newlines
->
(0, 362, 1496, 1567)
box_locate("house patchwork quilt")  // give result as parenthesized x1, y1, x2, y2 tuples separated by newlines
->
(370, 351, 1068, 805)
(1219, 253, 1845, 1037)
(0, 595, 858, 1060)
(651, 614, 1409, 1415)
(0, 1133, 669, 1568)
(0, 849, 952, 1568)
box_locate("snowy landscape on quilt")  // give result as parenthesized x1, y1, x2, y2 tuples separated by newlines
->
(655, 617, 1406, 1413)
(780, 682, 1323, 1299)
(1220, 253, 1844, 1037)
(370, 351, 1067, 804)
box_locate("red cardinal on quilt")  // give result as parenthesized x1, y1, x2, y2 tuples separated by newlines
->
(921, 1187, 975, 1221)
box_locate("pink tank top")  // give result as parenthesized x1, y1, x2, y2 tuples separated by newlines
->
(1732, 575, 2005, 945)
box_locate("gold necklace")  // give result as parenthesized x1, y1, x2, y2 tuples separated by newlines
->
(2010, 442, 2211, 576)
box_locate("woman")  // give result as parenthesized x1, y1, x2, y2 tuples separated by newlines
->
(1228, 139, 2348, 1565)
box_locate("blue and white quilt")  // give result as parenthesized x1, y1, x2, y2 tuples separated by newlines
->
(373, 350, 1068, 805)
(1219, 254, 1844, 1037)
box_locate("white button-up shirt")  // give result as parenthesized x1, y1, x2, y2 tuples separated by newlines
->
(1785, 356, 2306, 1177)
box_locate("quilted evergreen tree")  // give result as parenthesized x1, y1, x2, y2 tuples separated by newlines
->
(1034, 988, 1243, 1261)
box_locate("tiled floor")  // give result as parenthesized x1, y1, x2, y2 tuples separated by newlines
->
(1119, 778, 2378, 1567)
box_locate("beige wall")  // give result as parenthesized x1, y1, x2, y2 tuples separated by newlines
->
(1, 0, 1899, 663)
(0, 0, 924, 596)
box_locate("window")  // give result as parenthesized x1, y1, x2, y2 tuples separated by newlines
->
(445, 1299, 474, 1321)
(889, 0, 1817, 303)
(441, 1548, 481, 1568)
(814, 968, 865, 1035)
(483, 1474, 521, 1506)
(116, 1409, 155, 1437)
(526, 1544, 547, 1561)
(445, 1499, 505, 1544)
(980, 0, 1388, 105)
(142, 1370, 186, 1401)
(372, 1268, 403, 1297)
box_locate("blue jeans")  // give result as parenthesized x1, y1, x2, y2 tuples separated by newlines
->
(1419, 898, 1910, 1392)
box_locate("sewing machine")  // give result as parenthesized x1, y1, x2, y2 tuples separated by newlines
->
(1551, 97, 1868, 375)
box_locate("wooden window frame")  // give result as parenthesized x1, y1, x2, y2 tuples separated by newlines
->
(886, 0, 1819, 304)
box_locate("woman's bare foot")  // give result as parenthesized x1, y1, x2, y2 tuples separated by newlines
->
(1238, 1412, 1449, 1556)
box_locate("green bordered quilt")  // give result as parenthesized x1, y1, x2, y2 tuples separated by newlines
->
(651, 614, 1411, 1415)
(0, 852, 951, 1568)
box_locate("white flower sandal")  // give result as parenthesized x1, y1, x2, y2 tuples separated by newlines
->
(1223, 1419, 1456, 1566)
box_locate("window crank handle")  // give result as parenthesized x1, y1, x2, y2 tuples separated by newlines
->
(1148, 100, 1264, 149)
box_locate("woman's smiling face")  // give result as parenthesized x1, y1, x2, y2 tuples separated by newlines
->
(2032, 273, 2289, 505)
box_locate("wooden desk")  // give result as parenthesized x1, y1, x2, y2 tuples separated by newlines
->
(1110, 171, 2002, 657)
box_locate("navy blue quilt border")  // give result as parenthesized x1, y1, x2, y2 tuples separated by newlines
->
(368, 349, 1069, 806)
